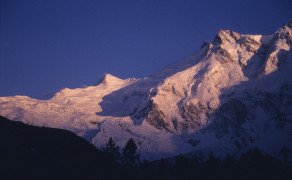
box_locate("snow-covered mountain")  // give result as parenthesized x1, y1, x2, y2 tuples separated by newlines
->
(1, 20, 292, 160)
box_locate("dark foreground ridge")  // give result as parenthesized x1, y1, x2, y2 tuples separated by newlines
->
(0, 115, 291, 180)
(0, 115, 122, 180)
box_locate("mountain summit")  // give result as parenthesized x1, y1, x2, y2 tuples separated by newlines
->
(1, 20, 292, 160)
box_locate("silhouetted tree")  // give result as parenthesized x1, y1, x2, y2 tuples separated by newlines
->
(122, 138, 140, 167)
(174, 153, 189, 179)
(104, 137, 120, 159)
(157, 158, 167, 179)
(280, 146, 290, 169)
(140, 159, 152, 180)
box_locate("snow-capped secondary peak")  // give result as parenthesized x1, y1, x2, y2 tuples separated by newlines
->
(99, 73, 123, 85)
(1, 20, 292, 161)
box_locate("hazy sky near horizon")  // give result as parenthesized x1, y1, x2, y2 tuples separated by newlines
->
(1, 0, 292, 99)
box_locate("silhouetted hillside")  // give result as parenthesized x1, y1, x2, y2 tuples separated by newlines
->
(1, 115, 291, 180)
(0, 115, 122, 180)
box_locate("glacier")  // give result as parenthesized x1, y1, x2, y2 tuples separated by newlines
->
(1, 20, 292, 161)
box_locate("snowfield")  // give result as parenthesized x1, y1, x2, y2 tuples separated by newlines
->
(1, 20, 292, 161)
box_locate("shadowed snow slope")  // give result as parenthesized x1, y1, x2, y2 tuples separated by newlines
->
(1, 20, 292, 161)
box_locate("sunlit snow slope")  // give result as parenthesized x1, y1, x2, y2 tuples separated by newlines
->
(1, 20, 292, 160)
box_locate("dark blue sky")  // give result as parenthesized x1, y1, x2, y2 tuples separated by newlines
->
(1, 0, 292, 99)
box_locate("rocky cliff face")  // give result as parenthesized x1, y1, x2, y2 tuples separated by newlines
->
(1, 20, 292, 160)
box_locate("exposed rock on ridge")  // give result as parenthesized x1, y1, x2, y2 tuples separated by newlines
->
(1, 20, 292, 160)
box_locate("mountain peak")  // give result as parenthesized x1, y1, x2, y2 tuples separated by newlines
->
(213, 29, 241, 45)
(285, 19, 292, 28)
(1, 21, 291, 161)
(276, 19, 292, 37)
(99, 73, 123, 85)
